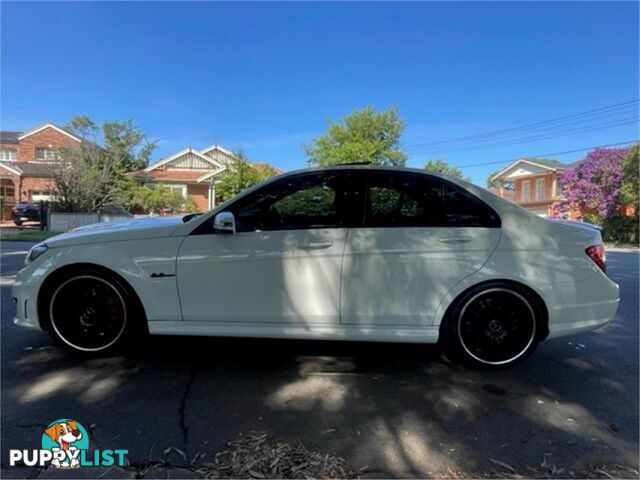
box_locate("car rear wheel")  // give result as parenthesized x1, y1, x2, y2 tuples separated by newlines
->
(40, 268, 144, 355)
(441, 282, 543, 369)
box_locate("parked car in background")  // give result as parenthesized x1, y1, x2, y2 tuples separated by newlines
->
(11, 202, 41, 226)
(12, 166, 619, 368)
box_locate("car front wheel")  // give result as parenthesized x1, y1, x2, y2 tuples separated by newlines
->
(40, 268, 143, 355)
(441, 282, 543, 369)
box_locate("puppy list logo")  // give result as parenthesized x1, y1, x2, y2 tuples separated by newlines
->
(9, 419, 128, 469)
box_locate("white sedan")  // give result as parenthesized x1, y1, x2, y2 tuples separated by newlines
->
(12, 166, 619, 368)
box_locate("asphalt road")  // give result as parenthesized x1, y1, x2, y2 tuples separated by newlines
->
(1, 241, 638, 478)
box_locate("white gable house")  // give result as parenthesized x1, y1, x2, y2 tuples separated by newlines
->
(129, 144, 234, 211)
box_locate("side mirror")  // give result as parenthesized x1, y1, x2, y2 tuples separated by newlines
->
(213, 211, 236, 234)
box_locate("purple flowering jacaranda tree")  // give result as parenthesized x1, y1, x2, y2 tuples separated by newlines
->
(551, 147, 629, 220)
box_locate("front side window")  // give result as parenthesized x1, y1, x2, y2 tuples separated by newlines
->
(365, 171, 499, 228)
(0, 148, 17, 160)
(230, 172, 349, 232)
(35, 147, 57, 161)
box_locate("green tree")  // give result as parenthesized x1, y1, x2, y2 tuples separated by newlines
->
(64, 115, 98, 140)
(486, 168, 515, 190)
(304, 106, 407, 166)
(486, 169, 502, 188)
(620, 143, 639, 207)
(217, 151, 279, 201)
(424, 159, 468, 180)
(51, 115, 157, 212)
(51, 143, 133, 212)
(131, 185, 197, 214)
(65, 115, 156, 171)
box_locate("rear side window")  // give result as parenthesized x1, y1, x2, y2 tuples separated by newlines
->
(364, 171, 500, 228)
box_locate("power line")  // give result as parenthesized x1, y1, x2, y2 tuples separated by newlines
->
(408, 99, 638, 149)
(409, 106, 638, 153)
(453, 139, 638, 170)
(411, 117, 638, 155)
(406, 99, 639, 152)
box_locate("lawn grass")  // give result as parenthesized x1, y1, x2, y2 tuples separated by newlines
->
(0, 229, 59, 242)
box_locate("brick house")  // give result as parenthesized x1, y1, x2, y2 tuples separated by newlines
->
(489, 158, 573, 218)
(0, 123, 82, 220)
(128, 144, 234, 211)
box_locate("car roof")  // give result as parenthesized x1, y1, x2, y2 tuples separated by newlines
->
(279, 164, 459, 183)
(269, 164, 526, 217)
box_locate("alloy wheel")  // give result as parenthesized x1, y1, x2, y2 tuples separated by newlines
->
(457, 288, 536, 366)
(49, 275, 127, 352)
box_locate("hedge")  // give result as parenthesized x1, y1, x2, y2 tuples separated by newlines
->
(601, 215, 639, 244)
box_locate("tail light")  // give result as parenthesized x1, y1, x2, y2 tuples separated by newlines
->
(585, 244, 606, 273)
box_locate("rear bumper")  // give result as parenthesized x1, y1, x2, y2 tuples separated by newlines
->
(11, 212, 40, 221)
(545, 271, 620, 339)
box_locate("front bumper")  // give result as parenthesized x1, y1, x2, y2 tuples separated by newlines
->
(12, 274, 43, 331)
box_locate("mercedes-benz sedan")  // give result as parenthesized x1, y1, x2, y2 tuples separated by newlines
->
(12, 166, 620, 368)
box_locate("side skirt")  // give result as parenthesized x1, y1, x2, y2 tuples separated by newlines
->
(147, 321, 440, 344)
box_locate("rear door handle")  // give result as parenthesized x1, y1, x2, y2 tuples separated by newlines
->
(300, 241, 334, 250)
(439, 236, 472, 244)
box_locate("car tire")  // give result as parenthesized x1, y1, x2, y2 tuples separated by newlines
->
(39, 267, 146, 355)
(14, 220, 22, 226)
(440, 282, 544, 369)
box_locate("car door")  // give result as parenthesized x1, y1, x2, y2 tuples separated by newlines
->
(177, 171, 355, 325)
(341, 170, 501, 327)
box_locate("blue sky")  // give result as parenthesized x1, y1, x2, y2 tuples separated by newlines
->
(1, 1, 638, 185)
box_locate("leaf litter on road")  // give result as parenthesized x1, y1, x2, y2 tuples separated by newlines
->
(194, 431, 361, 479)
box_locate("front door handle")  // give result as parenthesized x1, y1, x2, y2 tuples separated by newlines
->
(439, 236, 472, 244)
(300, 241, 334, 250)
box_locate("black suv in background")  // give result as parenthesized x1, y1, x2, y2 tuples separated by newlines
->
(11, 202, 41, 226)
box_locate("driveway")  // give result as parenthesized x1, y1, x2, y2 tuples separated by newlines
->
(1, 241, 638, 478)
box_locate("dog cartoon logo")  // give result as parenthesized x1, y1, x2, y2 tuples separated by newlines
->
(41, 419, 89, 469)
(9, 419, 127, 469)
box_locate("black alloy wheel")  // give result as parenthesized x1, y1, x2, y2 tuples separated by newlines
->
(442, 283, 542, 369)
(49, 275, 129, 352)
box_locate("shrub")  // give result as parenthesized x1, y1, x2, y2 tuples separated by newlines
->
(601, 215, 639, 244)
(131, 185, 199, 215)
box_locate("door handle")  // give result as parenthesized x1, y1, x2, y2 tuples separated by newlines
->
(300, 241, 334, 250)
(439, 236, 472, 244)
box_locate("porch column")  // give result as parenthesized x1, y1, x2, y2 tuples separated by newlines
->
(209, 184, 215, 209)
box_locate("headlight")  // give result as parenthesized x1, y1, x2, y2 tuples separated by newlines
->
(24, 243, 49, 266)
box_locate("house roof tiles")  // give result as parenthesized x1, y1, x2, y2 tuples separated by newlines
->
(0, 161, 57, 176)
(128, 169, 214, 182)
(1, 131, 21, 144)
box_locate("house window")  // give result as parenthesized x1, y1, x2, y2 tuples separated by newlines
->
(31, 191, 53, 202)
(521, 180, 530, 201)
(535, 178, 545, 200)
(1, 184, 15, 201)
(165, 184, 187, 198)
(35, 147, 57, 160)
(147, 183, 187, 198)
(0, 148, 17, 160)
